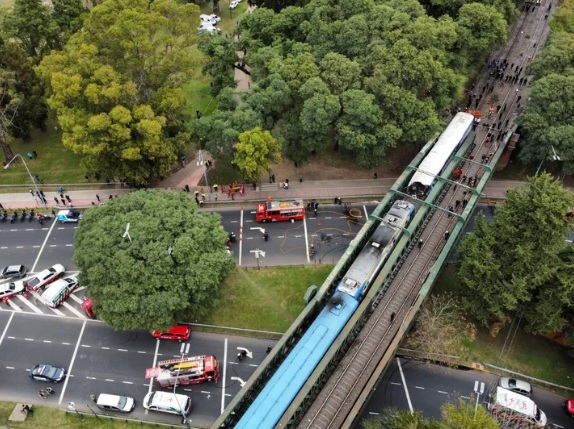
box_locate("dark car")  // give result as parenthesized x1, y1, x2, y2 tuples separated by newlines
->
(152, 325, 191, 342)
(29, 364, 66, 383)
(0, 265, 27, 279)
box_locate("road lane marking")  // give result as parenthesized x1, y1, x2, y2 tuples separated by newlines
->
(31, 217, 58, 272)
(415, 386, 425, 390)
(15, 295, 45, 314)
(105, 379, 114, 382)
(0, 312, 15, 347)
(43, 340, 52, 343)
(58, 320, 86, 405)
(303, 215, 310, 263)
(68, 294, 84, 305)
(47, 306, 66, 317)
(61, 300, 86, 318)
(25, 338, 34, 341)
(6, 299, 22, 311)
(81, 344, 91, 348)
(239, 208, 244, 266)
(118, 349, 128, 352)
(122, 381, 133, 384)
(137, 351, 146, 354)
(397, 357, 414, 412)
(390, 382, 401, 386)
(221, 337, 228, 413)
(438, 391, 448, 394)
(101, 347, 110, 350)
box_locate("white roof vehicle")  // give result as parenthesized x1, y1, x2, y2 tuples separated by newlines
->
(489, 387, 547, 428)
(0, 280, 25, 301)
(198, 23, 220, 35)
(229, 0, 239, 9)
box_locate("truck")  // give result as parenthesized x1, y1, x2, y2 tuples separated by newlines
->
(145, 355, 220, 388)
(255, 199, 305, 223)
(489, 386, 547, 428)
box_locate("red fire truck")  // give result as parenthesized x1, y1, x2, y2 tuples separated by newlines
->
(255, 199, 305, 223)
(145, 355, 220, 388)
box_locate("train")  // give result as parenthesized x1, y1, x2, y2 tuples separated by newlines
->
(234, 200, 416, 429)
(408, 111, 475, 196)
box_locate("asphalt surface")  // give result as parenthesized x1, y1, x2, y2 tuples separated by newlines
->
(356, 357, 572, 429)
(0, 312, 272, 427)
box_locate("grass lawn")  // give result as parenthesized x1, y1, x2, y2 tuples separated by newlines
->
(433, 264, 574, 390)
(0, 402, 156, 429)
(1, 122, 85, 188)
(202, 265, 334, 332)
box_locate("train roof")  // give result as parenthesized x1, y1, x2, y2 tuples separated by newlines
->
(408, 112, 474, 190)
(235, 292, 358, 429)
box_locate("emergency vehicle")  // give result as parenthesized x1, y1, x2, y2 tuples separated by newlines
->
(255, 199, 305, 223)
(145, 355, 220, 388)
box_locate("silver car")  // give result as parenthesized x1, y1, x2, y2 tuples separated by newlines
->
(1, 265, 27, 279)
(498, 377, 532, 396)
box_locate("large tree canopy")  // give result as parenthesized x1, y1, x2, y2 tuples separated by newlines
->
(457, 174, 574, 334)
(36, 0, 200, 185)
(74, 190, 234, 330)
(196, 0, 511, 169)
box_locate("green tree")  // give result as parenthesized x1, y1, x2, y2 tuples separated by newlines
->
(37, 0, 199, 184)
(0, 37, 48, 144)
(74, 190, 234, 330)
(528, 33, 574, 78)
(518, 74, 574, 174)
(456, 3, 508, 62)
(457, 174, 574, 332)
(361, 409, 440, 429)
(52, 0, 87, 44)
(233, 126, 281, 181)
(2, 0, 61, 59)
(440, 398, 499, 429)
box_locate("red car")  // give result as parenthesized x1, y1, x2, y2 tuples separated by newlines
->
(81, 298, 95, 318)
(152, 325, 191, 342)
(565, 399, 574, 417)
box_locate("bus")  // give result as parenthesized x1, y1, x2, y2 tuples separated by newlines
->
(255, 199, 305, 223)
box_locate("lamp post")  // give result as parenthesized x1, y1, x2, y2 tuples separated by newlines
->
(4, 154, 46, 207)
(474, 381, 485, 420)
(536, 145, 561, 176)
(197, 150, 211, 201)
(174, 342, 192, 429)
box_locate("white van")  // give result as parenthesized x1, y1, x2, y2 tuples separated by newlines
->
(40, 276, 78, 308)
(143, 391, 192, 417)
(96, 393, 135, 413)
(489, 387, 547, 427)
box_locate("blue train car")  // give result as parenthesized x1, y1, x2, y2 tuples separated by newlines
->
(337, 200, 415, 300)
(234, 292, 358, 429)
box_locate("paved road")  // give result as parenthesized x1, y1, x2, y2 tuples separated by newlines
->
(0, 312, 272, 427)
(356, 357, 571, 429)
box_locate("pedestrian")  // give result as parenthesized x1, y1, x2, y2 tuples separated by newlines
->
(201, 193, 206, 201)
(373, 172, 378, 179)
(299, 175, 303, 183)
(195, 197, 199, 205)
(444, 231, 450, 241)
(38, 390, 46, 398)
(39, 220, 44, 227)
(455, 200, 461, 209)
(314, 207, 318, 217)
(33, 150, 38, 158)
(46, 387, 55, 395)
(418, 239, 423, 249)
(184, 185, 190, 193)
(252, 182, 256, 191)
(517, 95, 522, 103)
(40, 190, 45, 197)
(65, 195, 72, 203)
(390, 312, 396, 323)
(545, 14, 548, 19)
(51, 209, 56, 216)
(263, 230, 269, 241)
(109, 195, 113, 200)
(448, 205, 454, 217)
(96, 194, 100, 202)
(271, 174, 275, 183)
(61, 198, 66, 205)
(29, 189, 34, 196)
(22, 404, 33, 414)
(0, 203, 3, 209)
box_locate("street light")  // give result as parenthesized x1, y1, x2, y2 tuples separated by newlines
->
(4, 154, 46, 207)
(536, 145, 561, 175)
(67, 401, 85, 422)
(123, 223, 132, 242)
(174, 342, 192, 429)
(474, 380, 485, 420)
(197, 150, 211, 201)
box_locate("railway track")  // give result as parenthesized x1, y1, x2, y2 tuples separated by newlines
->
(296, 5, 552, 428)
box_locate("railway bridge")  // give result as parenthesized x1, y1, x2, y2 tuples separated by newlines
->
(211, 3, 552, 428)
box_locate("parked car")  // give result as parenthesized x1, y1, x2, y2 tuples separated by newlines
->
(565, 399, 574, 417)
(498, 377, 532, 396)
(229, 1, 239, 9)
(200, 14, 220, 25)
(96, 393, 135, 413)
(25, 264, 65, 291)
(29, 364, 66, 382)
(198, 24, 220, 35)
(1, 264, 27, 279)
(208, 14, 221, 23)
(152, 325, 191, 342)
(57, 210, 83, 223)
(81, 297, 96, 318)
(0, 280, 26, 301)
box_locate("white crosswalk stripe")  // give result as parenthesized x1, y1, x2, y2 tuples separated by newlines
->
(61, 300, 86, 318)
(68, 293, 85, 305)
(14, 294, 44, 314)
(6, 299, 23, 312)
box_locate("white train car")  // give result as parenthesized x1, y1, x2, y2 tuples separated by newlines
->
(408, 112, 474, 195)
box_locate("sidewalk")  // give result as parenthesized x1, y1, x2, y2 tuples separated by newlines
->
(0, 171, 540, 210)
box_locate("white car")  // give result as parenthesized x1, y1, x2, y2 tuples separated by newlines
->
(0, 280, 25, 301)
(498, 377, 532, 396)
(208, 14, 221, 23)
(200, 14, 221, 25)
(198, 23, 221, 35)
(229, 1, 239, 9)
(25, 264, 65, 291)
